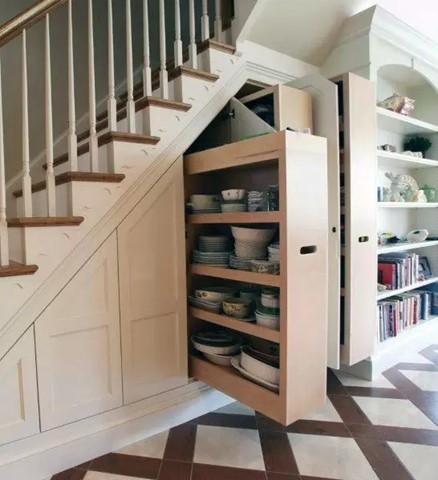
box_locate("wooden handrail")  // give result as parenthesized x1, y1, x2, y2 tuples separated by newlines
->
(0, 0, 67, 47)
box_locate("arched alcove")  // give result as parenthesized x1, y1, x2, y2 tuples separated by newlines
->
(377, 64, 438, 125)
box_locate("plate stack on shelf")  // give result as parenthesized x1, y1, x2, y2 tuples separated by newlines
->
(192, 331, 242, 367)
(221, 189, 248, 213)
(193, 235, 233, 267)
(189, 195, 221, 214)
(255, 289, 280, 330)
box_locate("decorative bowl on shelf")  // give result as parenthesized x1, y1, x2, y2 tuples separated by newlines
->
(221, 189, 247, 201)
(194, 287, 236, 303)
(377, 93, 415, 116)
(231, 226, 276, 244)
(191, 331, 242, 355)
(250, 259, 280, 275)
(222, 297, 252, 318)
(203, 351, 238, 367)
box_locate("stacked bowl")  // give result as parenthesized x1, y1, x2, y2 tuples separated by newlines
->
(189, 286, 236, 313)
(247, 191, 267, 212)
(192, 331, 242, 367)
(189, 194, 221, 214)
(231, 226, 276, 261)
(268, 242, 280, 262)
(255, 289, 280, 330)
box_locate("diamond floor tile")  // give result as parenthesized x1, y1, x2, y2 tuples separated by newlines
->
(389, 442, 438, 480)
(399, 370, 438, 392)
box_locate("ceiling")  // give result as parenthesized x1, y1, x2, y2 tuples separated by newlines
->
(247, 0, 438, 66)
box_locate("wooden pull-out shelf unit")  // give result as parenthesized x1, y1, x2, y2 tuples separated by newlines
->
(184, 131, 329, 425)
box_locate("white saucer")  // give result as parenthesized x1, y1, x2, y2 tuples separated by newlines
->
(231, 356, 279, 392)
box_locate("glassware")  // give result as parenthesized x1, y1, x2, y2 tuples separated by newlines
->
(422, 185, 436, 203)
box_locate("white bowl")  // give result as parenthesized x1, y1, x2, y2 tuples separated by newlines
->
(255, 311, 280, 330)
(240, 347, 280, 385)
(192, 338, 241, 355)
(203, 352, 238, 367)
(231, 226, 276, 244)
(261, 296, 280, 309)
(222, 189, 247, 201)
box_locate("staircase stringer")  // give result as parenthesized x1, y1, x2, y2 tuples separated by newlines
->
(0, 58, 249, 362)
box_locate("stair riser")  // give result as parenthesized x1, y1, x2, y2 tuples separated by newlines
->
(16, 184, 70, 218)
(199, 48, 237, 75)
(173, 75, 213, 104)
(142, 106, 183, 138)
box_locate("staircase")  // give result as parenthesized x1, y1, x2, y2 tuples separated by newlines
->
(0, 0, 247, 357)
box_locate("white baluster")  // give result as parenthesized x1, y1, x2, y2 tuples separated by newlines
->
(88, 0, 98, 172)
(126, 0, 136, 133)
(68, 0, 78, 171)
(159, 0, 169, 99)
(107, 0, 117, 131)
(201, 0, 210, 41)
(188, 0, 197, 69)
(21, 30, 32, 217)
(45, 14, 56, 216)
(142, 0, 152, 97)
(0, 59, 8, 266)
(174, 0, 183, 67)
(214, 0, 223, 42)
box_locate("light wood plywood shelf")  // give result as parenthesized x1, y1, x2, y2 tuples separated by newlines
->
(188, 212, 281, 224)
(189, 307, 280, 343)
(377, 106, 438, 135)
(190, 264, 281, 287)
(377, 277, 438, 300)
(378, 202, 438, 209)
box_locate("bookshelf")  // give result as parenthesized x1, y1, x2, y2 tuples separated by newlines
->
(184, 131, 329, 425)
(375, 70, 438, 347)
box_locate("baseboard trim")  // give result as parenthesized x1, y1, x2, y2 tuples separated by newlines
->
(0, 382, 232, 480)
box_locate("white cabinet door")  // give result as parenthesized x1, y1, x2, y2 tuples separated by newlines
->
(118, 158, 188, 404)
(0, 328, 39, 446)
(289, 74, 341, 369)
(36, 232, 122, 431)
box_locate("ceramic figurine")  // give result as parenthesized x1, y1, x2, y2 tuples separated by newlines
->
(414, 189, 427, 203)
(385, 172, 419, 202)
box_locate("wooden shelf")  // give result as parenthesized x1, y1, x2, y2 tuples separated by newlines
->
(190, 264, 281, 287)
(377, 277, 438, 300)
(189, 355, 283, 422)
(188, 211, 281, 224)
(378, 240, 438, 254)
(189, 307, 280, 343)
(378, 202, 438, 209)
(377, 150, 438, 169)
(377, 107, 438, 135)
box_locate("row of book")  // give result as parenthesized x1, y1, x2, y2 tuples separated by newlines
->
(378, 252, 420, 290)
(377, 290, 436, 341)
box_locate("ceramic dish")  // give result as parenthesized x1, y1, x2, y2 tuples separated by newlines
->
(261, 295, 280, 309)
(255, 310, 280, 330)
(240, 346, 280, 385)
(250, 260, 280, 275)
(231, 356, 279, 392)
(222, 189, 247, 201)
(231, 226, 276, 244)
(194, 287, 236, 302)
(221, 204, 247, 213)
(192, 338, 241, 355)
(222, 297, 252, 318)
(203, 351, 238, 367)
(188, 296, 222, 313)
(195, 331, 240, 345)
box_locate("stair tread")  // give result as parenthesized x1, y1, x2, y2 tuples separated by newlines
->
(8, 216, 85, 227)
(43, 131, 160, 170)
(0, 261, 38, 278)
(13, 172, 126, 198)
(198, 39, 236, 54)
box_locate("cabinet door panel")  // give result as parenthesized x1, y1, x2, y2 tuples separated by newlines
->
(342, 73, 377, 365)
(118, 158, 188, 404)
(36, 232, 122, 431)
(0, 328, 39, 445)
(289, 74, 341, 369)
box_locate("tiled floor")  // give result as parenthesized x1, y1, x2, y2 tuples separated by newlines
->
(52, 344, 438, 480)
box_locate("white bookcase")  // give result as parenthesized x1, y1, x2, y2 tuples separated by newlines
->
(375, 65, 438, 355)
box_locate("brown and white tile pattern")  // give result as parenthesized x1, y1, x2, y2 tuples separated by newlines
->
(52, 344, 438, 480)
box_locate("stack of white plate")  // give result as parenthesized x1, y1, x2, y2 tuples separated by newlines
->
(198, 235, 232, 253)
(192, 331, 242, 366)
(189, 195, 221, 214)
(231, 226, 276, 260)
(268, 242, 280, 262)
(221, 203, 247, 213)
(192, 250, 231, 266)
(188, 296, 222, 313)
(255, 306, 280, 330)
